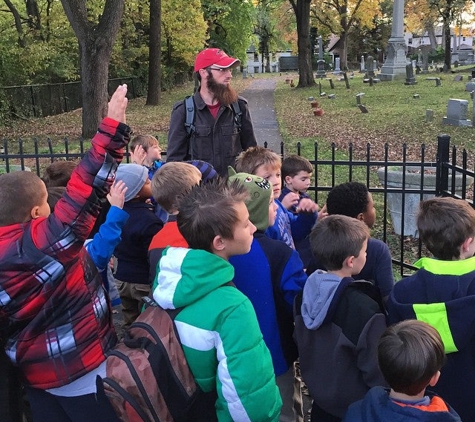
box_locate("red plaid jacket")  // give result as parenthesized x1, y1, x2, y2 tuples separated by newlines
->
(0, 117, 130, 389)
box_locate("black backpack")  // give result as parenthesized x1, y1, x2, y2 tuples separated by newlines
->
(97, 297, 204, 422)
(183, 96, 242, 160)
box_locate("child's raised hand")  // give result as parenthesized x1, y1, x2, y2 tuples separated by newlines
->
(281, 191, 300, 210)
(107, 180, 127, 209)
(130, 145, 146, 165)
(296, 198, 320, 213)
(107, 84, 128, 123)
(317, 204, 328, 220)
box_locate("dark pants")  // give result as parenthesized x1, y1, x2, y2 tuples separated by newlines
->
(0, 350, 25, 422)
(26, 386, 120, 422)
(310, 401, 342, 422)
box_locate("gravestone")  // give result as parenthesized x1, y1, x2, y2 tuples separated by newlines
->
(422, 51, 429, 73)
(365, 56, 375, 78)
(454, 75, 463, 82)
(360, 55, 366, 73)
(333, 57, 341, 74)
(442, 99, 471, 127)
(404, 63, 417, 85)
(358, 104, 369, 113)
(465, 82, 475, 92)
(328, 94, 336, 99)
(426, 77, 441, 87)
(316, 35, 326, 78)
(356, 92, 365, 106)
(426, 109, 434, 122)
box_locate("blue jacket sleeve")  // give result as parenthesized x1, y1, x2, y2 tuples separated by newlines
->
(85, 206, 129, 271)
(280, 250, 307, 310)
(288, 209, 317, 242)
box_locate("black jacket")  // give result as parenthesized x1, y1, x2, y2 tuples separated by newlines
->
(166, 92, 257, 176)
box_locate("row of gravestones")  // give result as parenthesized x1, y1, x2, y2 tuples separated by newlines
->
(313, 62, 475, 124)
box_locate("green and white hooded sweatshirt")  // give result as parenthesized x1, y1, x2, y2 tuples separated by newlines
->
(153, 247, 282, 422)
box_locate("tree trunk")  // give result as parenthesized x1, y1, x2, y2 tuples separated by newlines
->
(427, 25, 437, 50)
(443, 18, 451, 71)
(290, 0, 315, 87)
(340, 31, 348, 70)
(4, 0, 26, 47)
(146, 0, 161, 105)
(60, 0, 125, 138)
(78, 41, 112, 138)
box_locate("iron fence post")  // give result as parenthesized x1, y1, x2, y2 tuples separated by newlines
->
(436, 134, 450, 196)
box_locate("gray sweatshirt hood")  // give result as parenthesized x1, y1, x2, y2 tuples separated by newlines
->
(301, 270, 343, 330)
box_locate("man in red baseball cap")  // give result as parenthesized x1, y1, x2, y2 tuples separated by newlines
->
(166, 48, 257, 176)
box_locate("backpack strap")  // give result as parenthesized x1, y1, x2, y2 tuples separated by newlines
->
(142, 295, 183, 320)
(231, 100, 242, 132)
(184, 96, 196, 160)
(184, 96, 195, 137)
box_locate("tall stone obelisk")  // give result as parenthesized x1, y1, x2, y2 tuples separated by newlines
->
(379, 0, 407, 80)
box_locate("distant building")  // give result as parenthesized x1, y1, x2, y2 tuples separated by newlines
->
(405, 27, 474, 63)
(244, 45, 291, 74)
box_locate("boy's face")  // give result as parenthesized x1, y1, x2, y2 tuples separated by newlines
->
(254, 163, 282, 198)
(224, 201, 256, 258)
(137, 178, 152, 200)
(144, 144, 161, 165)
(285, 171, 312, 193)
(268, 191, 278, 227)
(351, 238, 368, 275)
(361, 192, 376, 228)
(36, 181, 51, 218)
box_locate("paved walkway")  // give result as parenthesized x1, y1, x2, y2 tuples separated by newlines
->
(240, 78, 283, 153)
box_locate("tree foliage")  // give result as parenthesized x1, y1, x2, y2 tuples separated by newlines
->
(310, 0, 381, 69)
(254, 0, 291, 72)
(202, 0, 254, 62)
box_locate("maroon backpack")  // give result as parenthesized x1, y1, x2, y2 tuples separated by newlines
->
(98, 298, 201, 422)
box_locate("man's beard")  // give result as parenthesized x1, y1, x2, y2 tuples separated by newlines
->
(206, 72, 238, 106)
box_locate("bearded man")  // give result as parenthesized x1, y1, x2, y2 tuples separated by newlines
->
(166, 48, 257, 176)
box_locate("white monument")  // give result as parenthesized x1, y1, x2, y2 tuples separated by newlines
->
(379, 0, 407, 81)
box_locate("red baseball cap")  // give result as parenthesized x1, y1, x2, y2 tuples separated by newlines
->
(194, 48, 240, 72)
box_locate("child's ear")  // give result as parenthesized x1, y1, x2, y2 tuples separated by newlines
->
(355, 213, 365, 222)
(428, 371, 440, 387)
(30, 206, 41, 220)
(345, 255, 355, 269)
(461, 236, 474, 257)
(284, 175, 292, 185)
(212, 235, 226, 253)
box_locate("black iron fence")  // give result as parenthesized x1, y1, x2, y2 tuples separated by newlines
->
(0, 77, 146, 120)
(282, 135, 474, 278)
(1, 72, 192, 121)
(0, 135, 473, 278)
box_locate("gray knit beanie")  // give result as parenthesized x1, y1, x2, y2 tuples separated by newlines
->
(115, 163, 148, 202)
